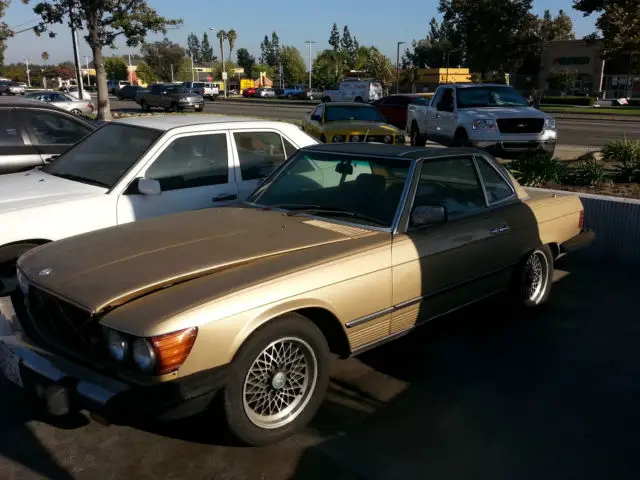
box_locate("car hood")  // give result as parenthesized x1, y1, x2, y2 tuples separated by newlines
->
(0, 169, 105, 214)
(323, 121, 400, 134)
(19, 206, 384, 313)
(459, 107, 547, 119)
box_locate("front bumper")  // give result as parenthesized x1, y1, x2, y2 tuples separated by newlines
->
(560, 228, 595, 254)
(471, 139, 556, 158)
(178, 102, 204, 110)
(0, 297, 229, 424)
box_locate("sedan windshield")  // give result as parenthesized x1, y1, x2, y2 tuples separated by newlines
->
(42, 123, 162, 189)
(325, 106, 386, 123)
(248, 151, 412, 228)
(456, 86, 529, 108)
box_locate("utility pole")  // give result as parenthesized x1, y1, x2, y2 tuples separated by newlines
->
(305, 40, 315, 89)
(85, 56, 91, 87)
(170, 64, 175, 83)
(69, 6, 84, 100)
(128, 52, 133, 84)
(396, 41, 405, 94)
(24, 58, 31, 87)
(190, 52, 195, 82)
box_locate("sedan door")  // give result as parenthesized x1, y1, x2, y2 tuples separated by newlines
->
(390, 154, 528, 335)
(116, 131, 238, 223)
(0, 108, 43, 174)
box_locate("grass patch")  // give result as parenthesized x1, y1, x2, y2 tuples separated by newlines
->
(541, 106, 640, 116)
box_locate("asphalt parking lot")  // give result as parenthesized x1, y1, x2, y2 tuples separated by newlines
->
(1, 254, 638, 480)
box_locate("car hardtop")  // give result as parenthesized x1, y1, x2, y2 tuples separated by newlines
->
(111, 114, 295, 132)
(324, 101, 377, 108)
(438, 83, 515, 90)
(298, 142, 490, 161)
(0, 96, 97, 127)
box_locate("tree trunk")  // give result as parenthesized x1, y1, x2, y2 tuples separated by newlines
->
(88, 20, 111, 121)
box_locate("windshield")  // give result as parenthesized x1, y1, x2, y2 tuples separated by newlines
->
(42, 123, 162, 189)
(248, 151, 412, 228)
(456, 86, 529, 108)
(325, 106, 386, 123)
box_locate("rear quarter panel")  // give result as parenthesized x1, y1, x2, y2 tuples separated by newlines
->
(523, 190, 583, 246)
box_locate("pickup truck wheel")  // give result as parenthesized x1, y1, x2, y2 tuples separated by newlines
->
(354, 96, 363, 103)
(170, 103, 179, 112)
(452, 128, 470, 147)
(410, 123, 426, 147)
(287, 94, 293, 99)
(223, 313, 330, 446)
(512, 246, 554, 308)
(140, 100, 149, 111)
(0, 242, 42, 296)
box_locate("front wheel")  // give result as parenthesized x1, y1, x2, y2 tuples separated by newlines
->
(223, 313, 330, 446)
(141, 100, 150, 112)
(410, 123, 426, 147)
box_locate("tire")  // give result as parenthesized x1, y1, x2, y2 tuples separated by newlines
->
(141, 100, 149, 112)
(70, 109, 82, 116)
(511, 245, 554, 308)
(319, 134, 327, 143)
(354, 96, 363, 103)
(410, 122, 426, 147)
(223, 313, 330, 446)
(322, 97, 330, 103)
(452, 128, 470, 147)
(287, 94, 292, 99)
(170, 103, 179, 113)
(0, 242, 42, 297)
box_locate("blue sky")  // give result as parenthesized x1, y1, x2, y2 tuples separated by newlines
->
(4, 0, 597, 66)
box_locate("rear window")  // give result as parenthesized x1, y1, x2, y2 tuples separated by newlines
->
(193, 82, 205, 88)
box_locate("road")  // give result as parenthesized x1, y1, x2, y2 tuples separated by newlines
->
(106, 97, 640, 147)
(1, 255, 639, 479)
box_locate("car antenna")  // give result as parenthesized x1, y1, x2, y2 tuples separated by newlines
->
(363, 129, 370, 142)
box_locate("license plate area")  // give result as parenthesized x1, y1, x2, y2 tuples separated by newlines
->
(0, 341, 23, 387)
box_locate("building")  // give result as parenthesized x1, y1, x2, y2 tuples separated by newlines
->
(540, 39, 640, 98)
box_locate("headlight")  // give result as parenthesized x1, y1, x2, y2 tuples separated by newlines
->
(384, 135, 392, 144)
(350, 135, 360, 142)
(105, 329, 129, 362)
(331, 135, 345, 143)
(544, 117, 556, 129)
(16, 269, 29, 295)
(472, 119, 496, 130)
(132, 338, 156, 373)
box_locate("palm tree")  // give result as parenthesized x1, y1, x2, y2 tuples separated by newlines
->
(226, 29, 237, 62)
(216, 30, 227, 88)
(41, 51, 49, 63)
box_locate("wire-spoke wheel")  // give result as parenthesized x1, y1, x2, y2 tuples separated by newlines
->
(517, 246, 553, 308)
(242, 337, 317, 430)
(223, 313, 330, 446)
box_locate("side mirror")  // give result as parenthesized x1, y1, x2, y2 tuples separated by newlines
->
(410, 205, 447, 227)
(136, 177, 161, 195)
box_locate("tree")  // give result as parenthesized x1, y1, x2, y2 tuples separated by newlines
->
(54, 61, 74, 79)
(226, 29, 237, 62)
(251, 62, 275, 81)
(546, 69, 577, 92)
(105, 56, 128, 80)
(0, 0, 10, 66)
(141, 38, 185, 82)
(538, 9, 575, 43)
(186, 32, 201, 63)
(438, 0, 538, 76)
(41, 51, 49, 63)
(259, 31, 280, 67)
(236, 47, 255, 78)
(365, 48, 395, 91)
(176, 56, 192, 82)
(269, 31, 280, 66)
(201, 32, 215, 63)
(216, 30, 227, 79)
(135, 61, 154, 84)
(212, 60, 235, 81)
(280, 46, 306, 85)
(573, 0, 640, 58)
(23, 0, 181, 121)
(328, 23, 342, 76)
(403, 17, 463, 69)
(340, 25, 359, 70)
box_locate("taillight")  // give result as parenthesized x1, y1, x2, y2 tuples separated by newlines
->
(578, 209, 584, 229)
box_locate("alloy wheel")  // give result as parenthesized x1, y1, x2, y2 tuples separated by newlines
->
(524, 250, 549, 304)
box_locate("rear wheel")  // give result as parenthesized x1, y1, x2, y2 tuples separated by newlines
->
(410, 122, 426, 147)
(511, 246, 554, 308)
(452, 128, 470, 147)
(141, 100, 150, 112)
(223, 313, 330, 446)
(70, 109, 82, 116)
(354, 96, 363, 103)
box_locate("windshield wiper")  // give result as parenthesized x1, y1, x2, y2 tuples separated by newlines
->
(284, 205, 387, 226)
(50, 172, 110, 188)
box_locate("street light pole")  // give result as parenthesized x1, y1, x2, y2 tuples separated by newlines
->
(85, 56, 91, 87)
(210, 27, 227, 99)
(69, 6, 84, 99)
(305, 40, 315, 89)
(396, 41, 405, 94)
(24, 57, 31, 87)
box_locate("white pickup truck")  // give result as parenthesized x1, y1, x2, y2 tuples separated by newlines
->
(0, 115, 317, 293)
(406, 83, 557, 158)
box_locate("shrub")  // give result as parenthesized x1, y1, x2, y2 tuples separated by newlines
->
(601, 139, 640, 182)
(578, 157, 610, 186)
(540, 96, 596, 106)
(506, 153, 568, 187)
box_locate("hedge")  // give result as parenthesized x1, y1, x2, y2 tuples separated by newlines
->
(540, 96, 596, 106)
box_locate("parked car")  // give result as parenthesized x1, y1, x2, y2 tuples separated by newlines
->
(243, 87, 256, 97)
(25, 91, 94, 116)
(0, 115, 317, 295)
(62, 86, 92, 101)
(406, 83, 557, 157)
(302, 101, 406, 144)
(181, 81, 219, 100)
(134, 88, 150, 104)
(254, 87, 276, 98)
(2, 143, 594, 446)
(0, 81, 25, 95)
(294, 88, 323, 101)
(0, 96, 96, 175)
(117, 85, 144, 101)
(107, 80, 131, 95)
(372, 94, 433, 130)
(138, 84, 204, 112)
(276, 85, 305, 99)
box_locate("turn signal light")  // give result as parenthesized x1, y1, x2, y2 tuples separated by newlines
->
(151, 327, 198, 375)
(579, 209, 584, 229)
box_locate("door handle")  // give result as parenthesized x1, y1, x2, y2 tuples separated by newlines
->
(212, 194, 237, 202)
(489, 225, 510, 234)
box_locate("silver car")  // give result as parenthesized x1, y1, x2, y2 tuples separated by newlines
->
(255, 87, 276, 98)
(24, 91, 94, 116)
(0, 81, 25, 95)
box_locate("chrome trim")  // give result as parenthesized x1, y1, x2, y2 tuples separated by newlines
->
(345, 296, 422, 329)
(391, 159, 419, 235)
(21, 274, 94, 313)
(473, 153, 517, 206)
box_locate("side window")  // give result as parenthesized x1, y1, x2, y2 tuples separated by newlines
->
(313, 104, 324, 119)
(282, 137, 297, 158)
(415, 156, 486, 218)
(145, 133, 229, 191)
(437, 89, 454, 111)
(24, 110, 92, 145)
(476, 156, 514, 204)
(0, 110, 25, 145)
(234, 131, 289, 181)
(53, 93, 69, 102)
(430, 89, 444, 107)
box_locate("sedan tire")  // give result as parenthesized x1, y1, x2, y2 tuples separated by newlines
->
(70, 109, 82, 116)
(513, 245, 554, 308)
(223, 313, 330, 446)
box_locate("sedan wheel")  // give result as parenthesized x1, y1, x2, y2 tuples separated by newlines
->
(70, 109, 82, 116)
(512, 246, 553, 308)
(223, 314, 330, 446)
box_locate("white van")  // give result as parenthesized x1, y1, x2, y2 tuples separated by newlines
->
(322, 80, 384, 103)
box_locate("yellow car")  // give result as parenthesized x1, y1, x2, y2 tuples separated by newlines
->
(301, 101, 406, 144)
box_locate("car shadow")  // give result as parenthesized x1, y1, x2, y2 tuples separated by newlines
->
(292, 257, 640, 479)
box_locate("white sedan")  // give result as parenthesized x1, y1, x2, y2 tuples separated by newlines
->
(0, 115, 318, 293)
(64, 86, 92, 101)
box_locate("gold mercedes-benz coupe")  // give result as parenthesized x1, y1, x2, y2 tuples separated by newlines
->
(1, 143, 593, 446)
